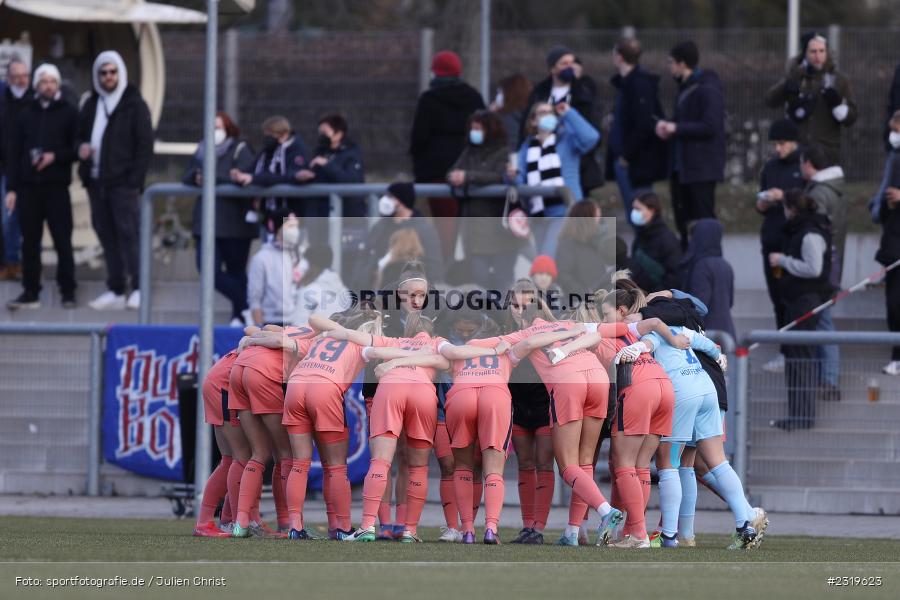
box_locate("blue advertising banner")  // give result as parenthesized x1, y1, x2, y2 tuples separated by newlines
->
(102, 325, 370, 488)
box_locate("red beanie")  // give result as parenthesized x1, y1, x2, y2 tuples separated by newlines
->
(431, 50, 462, 78)
(530, 255, 558, 280)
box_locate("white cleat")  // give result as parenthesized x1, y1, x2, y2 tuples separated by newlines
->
(438, 526, 463, 543)
(608, 534, 651, 549)
(761, 353, 785, 373)
(88, 291, 126, 310)
(750, 507, 769, 546)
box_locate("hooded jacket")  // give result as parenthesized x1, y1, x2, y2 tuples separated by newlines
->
(669, 69, 726, 185)
(630, 215, 682, 293)
(605, 65, 668, 187)
(409, 78, 485, 181)
(77, 51, 153, 189)
(6, 95, 78, 190)
(804, 165, 846, 286)
(757, 149, 804, 254)
(678, 219, 735, 340)
(765, 55, 857, 164)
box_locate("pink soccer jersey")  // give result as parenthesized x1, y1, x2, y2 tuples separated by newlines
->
(235, 324, 318, 383)
(438, 337, 514, 387)
(498, 318, 606, 382)
(289, 334, 388, 391)
(376, 333, 448, 384)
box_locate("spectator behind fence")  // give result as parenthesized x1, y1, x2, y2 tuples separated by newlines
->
(521, 46, 603, 196)
(768, 190, 832, 431)
(182, 110, 257, 327)
(629, 192, 682, 293)
(528, 254, 563, 311)
(606, 37, 667, 227)
(765, 32, 857, 165)
(231, 115, 309, 228)
(491, 74, 532, 154)
(555, 201, 608, 299)
(449, 109, 517, 288)
(376, 228, 424, 290)
(77, 50, 153, 311)
(513, 101, 600, 258)
(0, 56, 31, 282)
(409, 50, 485, 261)
(886, 63, 900, 152)
(678, 219, 735, 341)
(870, 110, 900, 376)
(655, 41, 726, 250)
(247, 211, 298, 327)
(354, 181, 444, 288)
(4, 64, 78, 311)
(292, 244, 351, 327)
(757, 118, 804, 373)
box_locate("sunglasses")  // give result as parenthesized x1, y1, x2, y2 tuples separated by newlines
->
(99, 69, 118, 76)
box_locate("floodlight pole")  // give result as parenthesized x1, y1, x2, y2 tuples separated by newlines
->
(787, 0, 800, 59)
(480, 0, 491, 104)
(195, 0, 218, 504)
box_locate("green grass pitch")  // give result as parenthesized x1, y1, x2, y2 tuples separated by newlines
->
(2, 518, 898, 600)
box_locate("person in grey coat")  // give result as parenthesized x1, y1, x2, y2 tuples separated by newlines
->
(182, 111, 257, 326)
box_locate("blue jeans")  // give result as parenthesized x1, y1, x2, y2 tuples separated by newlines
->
(613, 160, 650, 228)
(815, 307, 840, 387)
(1, 176, 22, 264)
(532, 203, 568, 258)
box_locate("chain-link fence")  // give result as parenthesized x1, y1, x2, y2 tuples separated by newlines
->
(156, 27, 898, 183)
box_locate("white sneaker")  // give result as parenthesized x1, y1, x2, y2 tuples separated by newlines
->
(229, 317, 244, 328)
(438, 526, 463, 543)
(126, 290, 140, 310)
(762, 353, 785, 373)
(88, 291, 126, 310)
(882, 361, 900, 376)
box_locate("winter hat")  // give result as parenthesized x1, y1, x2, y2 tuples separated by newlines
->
(546, 45, 574, 69)
(530, 255, 558, 280)
(431, 51, 462, 78)
(32, 63, 61, 88)
(800, 31, 827, 54)
(768, 118, 799, 142)
(387, 182, 415, 209)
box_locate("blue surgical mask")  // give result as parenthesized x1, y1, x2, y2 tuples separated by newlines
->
(538, 114, 558, 133)
(630, 208, 647, 226)
(469, 129, 484, 145)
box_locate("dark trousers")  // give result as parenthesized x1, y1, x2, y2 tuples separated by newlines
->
(18, 184, 76, 296)
(886, 267, 900, 361)
(762, 254, 788, 330)
(783, 294, 822, 428)
(194, 236, 252, 320)
(424, 177, 459, 262)
(670, 174, 716, 249)
(88, 183, 140, 295)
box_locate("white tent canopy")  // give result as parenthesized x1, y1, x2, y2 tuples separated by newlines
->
(2, 0, 207, 23)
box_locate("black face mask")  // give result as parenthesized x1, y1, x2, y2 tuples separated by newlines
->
(262, 135, 279, 153)
(558, 67, 576, 83)
(317, 133, 332, 150)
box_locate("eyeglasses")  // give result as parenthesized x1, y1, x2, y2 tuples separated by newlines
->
(99, 69, 118, 76)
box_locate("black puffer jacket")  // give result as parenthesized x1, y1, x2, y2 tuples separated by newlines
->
(757, 150, 804, 254)
(409, 78, 485, 181)
(0, 86, 34, 172)
(6, 96, 78, 190)
(630, 216, 682, 292)
(77, 85, 153, 190)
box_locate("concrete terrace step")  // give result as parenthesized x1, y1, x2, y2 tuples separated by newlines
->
(749, 455, 900, 488)
(0, 441, 88, 471)
(749, 485, 900, 515)
(0, 463, 165, 496)
(749, 427, 900, 460)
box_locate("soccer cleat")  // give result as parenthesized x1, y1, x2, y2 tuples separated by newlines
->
(555, 532, 579, 546)
(660, 533, 679, 548)
(391, 524, 405, 539)
(193, 521, 231, 538)
(462, 531, 476, 545)
(727, 522, 758, 550)
(483, 529, 501, 545)
(399, 531, 423, 543)
(609, 534, 651, 549)
(288, 528, 314, 540)
(649, 530, 661, 548)
(750, 507, 769, 544)
(510, 527, 533, 544)
(761, 353, 785, 373)
(596, 508, 626, 546)
(883, 361, 900, 376)
(677, 535, 696, 547)
(329, 528, 356, 541)
(231, 522, 250, 538)
(251, 521, 287, 538)
(343, 526, 376, 542)
(218, 522, 234, 534)
(438, 526, 463, 543)
(522, 530, 545, 545)
(377, 525, 395, 541)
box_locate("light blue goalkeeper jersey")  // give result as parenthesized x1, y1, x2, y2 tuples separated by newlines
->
(641, 326, 720, 399)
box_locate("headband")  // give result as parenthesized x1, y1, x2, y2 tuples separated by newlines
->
(398, 277, 427, 287)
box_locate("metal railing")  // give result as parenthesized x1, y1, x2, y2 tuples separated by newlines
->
(0, 323, 108, 497)
(734, 330, 900, 491)
(138, 182, 571, 324)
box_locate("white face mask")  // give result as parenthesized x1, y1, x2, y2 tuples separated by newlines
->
(890, 131, 900, 150)
(281, 226, 300, 247)
(213, 127, 227, 145)
(378, 195, 396, 216)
